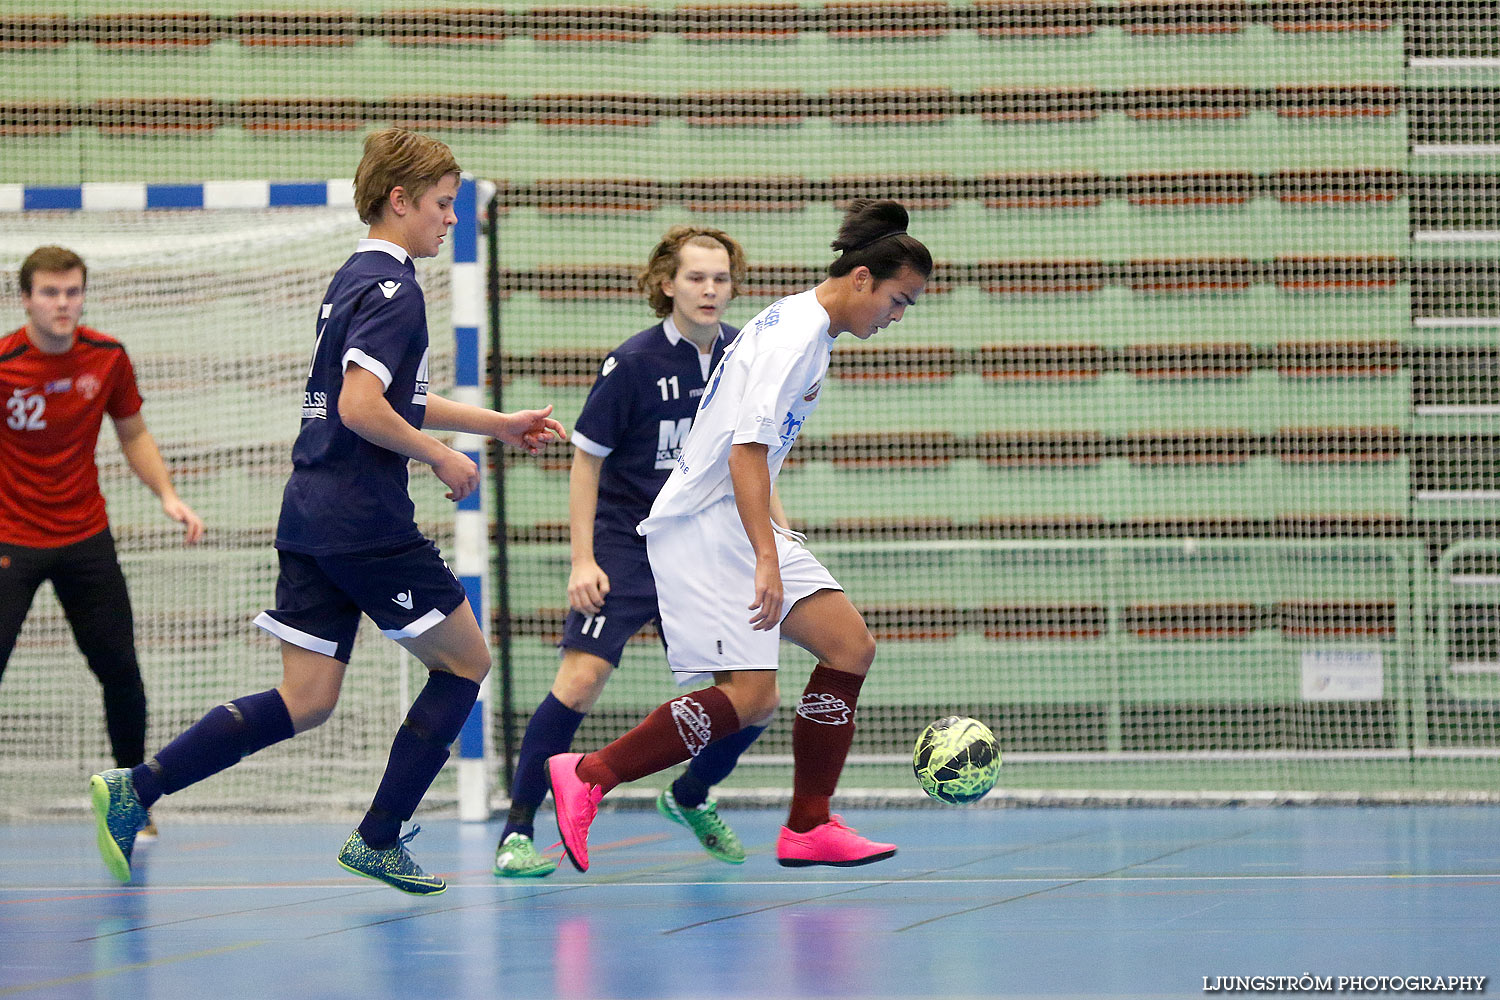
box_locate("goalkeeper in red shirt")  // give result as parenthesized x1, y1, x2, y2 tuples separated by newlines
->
(1, 246, 204, 832)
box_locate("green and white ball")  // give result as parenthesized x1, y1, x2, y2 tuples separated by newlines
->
(913, 716, 1001, 804)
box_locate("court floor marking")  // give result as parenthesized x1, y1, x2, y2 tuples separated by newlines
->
(300, 834, 740, 939)
(75, 887, 381, 942)
(10, 871, 1500, 899)
(6, 867, 1495, 989)
(305, 880, 596, 939)
(662, 880, 883, 936)
(894, 825, 1263, 932)
(0, 941, 266, 999)
(659, 826, 1112, 935)
(297, 831, 1071, 941)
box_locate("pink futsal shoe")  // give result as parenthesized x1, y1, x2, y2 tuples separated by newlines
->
(776, 815, 897, 868)
(547, 752, 603, 872)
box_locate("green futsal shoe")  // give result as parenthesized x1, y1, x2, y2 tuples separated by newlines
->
(656, 787, 746, 864)
(90, 768, 148, 883)
(337, 827, 446, 895)
(492, 831, 558, 878)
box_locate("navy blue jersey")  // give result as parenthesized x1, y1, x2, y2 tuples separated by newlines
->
(275, 240, 431, 556)
(571, 320, 734, 584)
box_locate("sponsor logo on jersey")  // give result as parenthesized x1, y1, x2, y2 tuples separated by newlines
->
(412, 349, 430, 406)
(600, 356, 618, 378)
(301, 390, 328, 420)
(779, 411, 805, 448)
(43, 378, 72, 394)
(795, 692, 852, 726)
(670, 695, 714, 757)
(378, 280, 402, 299)
(655, 417, 693, 469)
(75, 374, 101, 401)
(392, 590, 415, 610)
(321, 303, 333, 319)
(803, 380, 821, 402)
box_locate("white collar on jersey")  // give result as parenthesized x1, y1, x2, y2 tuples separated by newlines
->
(356, 238, 410, 263)
(663, 314, 727, 349)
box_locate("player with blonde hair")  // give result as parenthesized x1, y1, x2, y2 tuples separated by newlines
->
(494, 225, 785, 876)
(89, 128, 566, 895)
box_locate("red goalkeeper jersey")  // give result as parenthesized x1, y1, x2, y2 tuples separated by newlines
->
(1, 325, 144, 548)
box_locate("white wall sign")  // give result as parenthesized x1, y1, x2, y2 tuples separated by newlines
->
(1301, 650, 1384, 702)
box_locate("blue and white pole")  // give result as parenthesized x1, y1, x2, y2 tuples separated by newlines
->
(451, 175, 494, 822)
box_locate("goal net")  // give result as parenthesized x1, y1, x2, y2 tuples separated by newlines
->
(1, 2, 1497, 808)
(0, 201, 457, 820)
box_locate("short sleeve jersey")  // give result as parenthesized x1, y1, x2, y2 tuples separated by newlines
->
(570, 320, 732, 579)
(275, 240, 430, 556)
(0, 325, 144, 548)
(639, 289, 832, 532)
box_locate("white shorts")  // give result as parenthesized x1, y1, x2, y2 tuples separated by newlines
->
(644, 496, 842, 683)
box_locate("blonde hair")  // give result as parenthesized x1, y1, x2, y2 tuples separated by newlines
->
(637, 226, 747, 318)
(353, 128, 461, 225)
(19, 246, 86, 294)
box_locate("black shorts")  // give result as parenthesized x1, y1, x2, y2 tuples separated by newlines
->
(254, 537, 467, 663)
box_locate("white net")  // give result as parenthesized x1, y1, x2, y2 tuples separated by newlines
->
(0, 206, 456, 820)
(1, 2, 1498, 807)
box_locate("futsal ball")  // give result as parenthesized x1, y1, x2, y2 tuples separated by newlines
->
(912, 716, 1001, 805)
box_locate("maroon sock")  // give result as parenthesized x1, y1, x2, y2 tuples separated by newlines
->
(577, 686, 741, 794)
(787, 664, 865, 833)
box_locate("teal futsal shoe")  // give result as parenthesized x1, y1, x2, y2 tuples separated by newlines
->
(492, 831, 559, 878)
(337, 826, 447, 895)
(90, 768, 148, 883)
(656, 787, 746, 864)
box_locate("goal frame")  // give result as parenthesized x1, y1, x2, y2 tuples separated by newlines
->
(1, 175, 496, 821)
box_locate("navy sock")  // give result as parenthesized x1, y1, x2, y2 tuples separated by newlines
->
(501, 692, 586, 841)
(674, 725, 764, 808)
(131, 689, 294, 809)
(359, 671, 480, 850)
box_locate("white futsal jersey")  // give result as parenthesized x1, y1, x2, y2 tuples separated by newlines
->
(639, 288, 833, 533)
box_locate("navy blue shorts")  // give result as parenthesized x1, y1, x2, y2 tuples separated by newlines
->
(254, 537, 468, 663)
(560, 592, 665, 667)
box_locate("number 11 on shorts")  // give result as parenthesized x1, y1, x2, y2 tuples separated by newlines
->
(581, 615, 606, 638)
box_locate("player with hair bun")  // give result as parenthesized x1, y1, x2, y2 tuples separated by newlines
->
(548, 199, 932, 871)
(493, 225, 779, 877)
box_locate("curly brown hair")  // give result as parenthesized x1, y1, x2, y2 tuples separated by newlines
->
(637, 226, 747, 318)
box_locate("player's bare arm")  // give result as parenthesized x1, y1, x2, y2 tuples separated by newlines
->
(729, 441, 782, 630)
(424, 393, 567, 454)
(567, 448, 609, 615)
(338, 364, 479, 501)
(112, 412, 204, 544)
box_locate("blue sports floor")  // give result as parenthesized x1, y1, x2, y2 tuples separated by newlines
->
(1, 806, 1496, 999)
